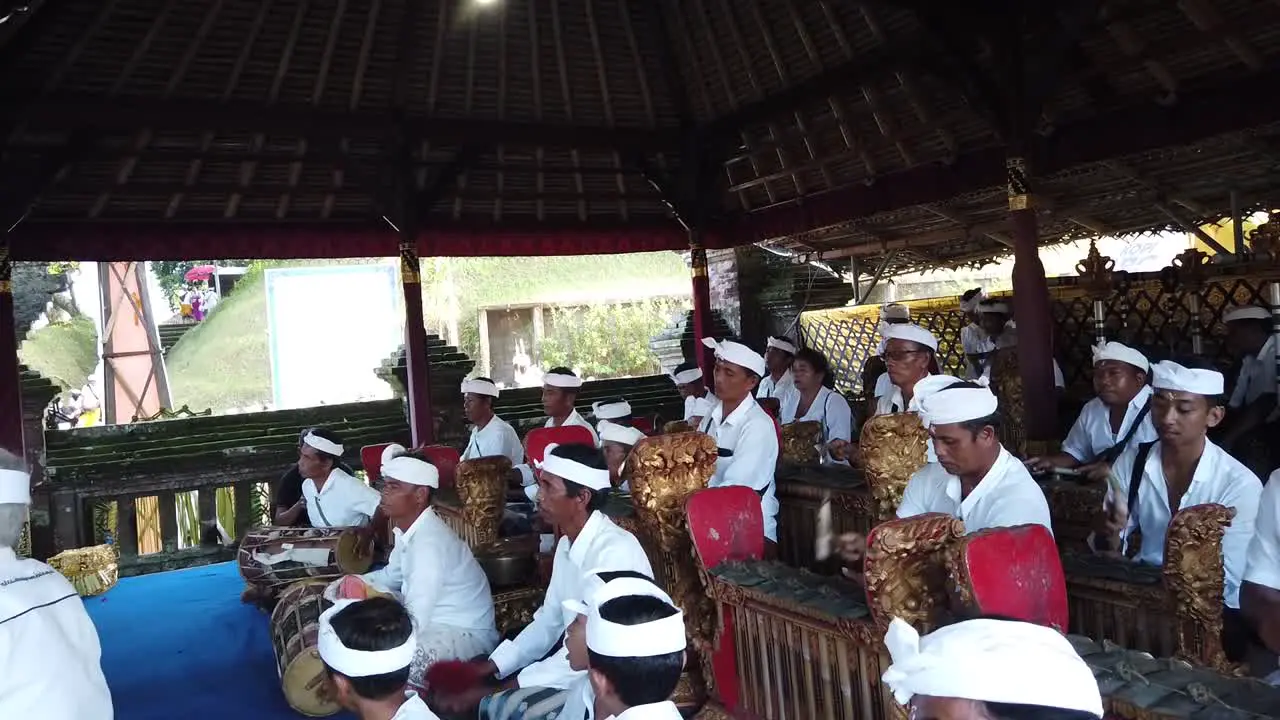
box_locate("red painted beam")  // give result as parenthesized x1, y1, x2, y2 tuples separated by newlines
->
(729, 65, 1280, 242)
(6, 220, 722, 261)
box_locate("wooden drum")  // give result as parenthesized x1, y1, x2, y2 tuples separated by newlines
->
(270, 581, 339, 717)
(239, 526, 372, 593)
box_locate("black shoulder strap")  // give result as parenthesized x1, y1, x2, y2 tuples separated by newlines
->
(1097, 397, 1153, 465)
(1126, 441, 1156, 525)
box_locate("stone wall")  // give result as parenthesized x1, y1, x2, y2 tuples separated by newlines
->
(708, 246, 853, 349)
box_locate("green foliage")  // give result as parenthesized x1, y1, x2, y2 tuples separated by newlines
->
(152, 259, 252, 311)
(539, 297, 690, 378)
(166, 269, 272, 411)
(47, 262, 81, 275)
(18, 313, 99, 390)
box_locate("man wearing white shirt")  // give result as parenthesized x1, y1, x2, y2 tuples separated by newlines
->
(516, 369, 601, 496)
(591, 399, 634, 438)
(863, 304, 912, 405)
(894, 378, 1053, 534)
(1218, 305, 1278, 456)
(461, 377, 525, 466)
(873, 324, 939, 417)
(441, 444, 653, 718)
(295, 429, 383, 529)
(756, 336, 798, 402)
(334, 447, 498, 688)
(319, 597, 442, 720)
(698, 338, 782, 552)
(598, 421, 647, 491)
(0, 449, 113, 720)
(1095, 360, 1262, 610)
(1027, 341, 1156, 480)
(958, 288, 993, 380)
(1242, 471, 1280, 683)
(669, 361, 712, 424)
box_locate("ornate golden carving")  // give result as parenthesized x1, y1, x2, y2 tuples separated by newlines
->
(663, 420, 693, 434)
(0, 240, 10, 294)
(493, 586, 545, 638)
(1168, 247, 1212, 291)
(454, 456, 511, 550)
(628, 432, 719, 695)
(1163, 503, 1239, 674)
(779, 420, 822, 466)
(1077, 239, 1117, 299)
(398, 241, 421, 284)
(690, 247, 709, 279)
(990, 346, 1026, 457)
(859, 413, 928, 521)
(863, 513, 965, 632)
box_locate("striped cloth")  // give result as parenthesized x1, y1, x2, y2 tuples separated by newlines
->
(480, 687, 570, 720)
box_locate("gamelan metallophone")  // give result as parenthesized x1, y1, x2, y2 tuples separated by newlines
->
(774, 463, 871, 568)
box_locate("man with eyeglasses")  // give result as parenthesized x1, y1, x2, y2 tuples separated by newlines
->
(874, 324, 940, 416)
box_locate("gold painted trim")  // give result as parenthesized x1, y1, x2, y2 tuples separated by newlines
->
(1008, 194, 1036, 211)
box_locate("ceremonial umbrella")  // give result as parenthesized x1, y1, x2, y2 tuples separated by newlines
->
(183, 264, 216, 281)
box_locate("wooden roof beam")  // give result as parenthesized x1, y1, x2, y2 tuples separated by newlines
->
(922, 204, 1014, 248)
(6, 94, 680, 153)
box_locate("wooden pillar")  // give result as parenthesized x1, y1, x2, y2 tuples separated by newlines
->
(689, 232, 715, 379)
(1007, 157, 1057, 441)
(400, 239, 434, 446)
(0, 240, 23, 454)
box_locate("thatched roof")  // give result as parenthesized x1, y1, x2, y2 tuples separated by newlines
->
(2, 0, 1280, 262)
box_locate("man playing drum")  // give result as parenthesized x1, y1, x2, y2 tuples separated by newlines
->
(319, 597, 441, 719)
(332, 446, 498, 689)
(290, 429, 382, 530)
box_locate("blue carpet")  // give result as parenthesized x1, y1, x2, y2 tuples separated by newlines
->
(84, 561, 356, 720)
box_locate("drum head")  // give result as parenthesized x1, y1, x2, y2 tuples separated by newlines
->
(282, 647, 340, 717)
(334, 532, 373, 575)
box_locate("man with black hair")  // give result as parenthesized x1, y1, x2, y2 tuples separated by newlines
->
(959, 288, 992, 380)
(597, 422, 647, 491)
(669, 360, 711, 424)
(881, 615, 1104, 719)
(275, 426, 357, 527)
(335, 446, 498, 688)
(461, 378, 525, 465)
(541, 367, 599, 444)
(296, 428, 383, 529)
(757, 336, 798, 402)
(319, 597, 439, 719)
(440, 444, 652, 718)
(699, 338, 781, 551)
(1095, 360, 1261, 612)
(1218, 306, 1278, 457)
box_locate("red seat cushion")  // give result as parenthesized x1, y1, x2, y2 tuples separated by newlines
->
(524, 425, 596, 465)
(360, 443, 392, 484)
(416, 445, 461, 489)
(951, 523, 1069, 632)
(686, 486, 764, 569)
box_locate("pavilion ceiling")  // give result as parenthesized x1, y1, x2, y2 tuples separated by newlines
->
(1, 0, 1279, 263)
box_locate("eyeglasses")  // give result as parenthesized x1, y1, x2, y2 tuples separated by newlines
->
(881, 350, 926, 363)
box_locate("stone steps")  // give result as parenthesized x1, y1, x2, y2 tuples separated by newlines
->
(157, 323, 195, 353)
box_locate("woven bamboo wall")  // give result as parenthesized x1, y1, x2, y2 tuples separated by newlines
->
(800, 266, 1280, 399)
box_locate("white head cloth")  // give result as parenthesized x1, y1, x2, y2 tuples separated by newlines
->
(1092, 341, 1149, 372)
(905, 375, 966, 414)
(318, 599, 417, 678)
(702, 337, 767, 377)
(0, 468, 31, 505)
(562, 576, 685, 658)
(544, 372, 583, 389)
(881, 617, 1103, 717)
(304, 432, 343, 457)
(381, 455, 439, 488)
(540, 445, 611, 491)
(671, 367, 703, 385)
(882, 303, 911, 321)
(461, 378, 500, 398)
(959, 291, 986, 313)
(1152, 360, 1224, 396)
(979, 300, 1010, 315)
(381, 443, 407, 467)
(1223, 305, 1272, 323)
(562, 570, 670, 617)
(687, 396, 712, 418)
(879, 323, 939, 353)
(598, 421, 647, 447)
(766, 337, 798, 355)
(917, 380, 998, 428)
(592, 400, 632, 420)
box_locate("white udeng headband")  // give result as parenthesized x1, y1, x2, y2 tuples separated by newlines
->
(1092, 341, 1149, 372)
(585, 577, 686, 657)
(917, 384, 999, 427)
(1223, 305, 1271, 323)
(461, 378, 500, 397)
(1152, 360, 1224, 396)
(318, 600, 417, 678)
(304, 433, 344, 457)
(543, 373, 583, 389)
(0, 469, 31, 505)
(598, 421, 647, 447)
(540, 449, 611, 490)
(592, 400, 632, 420)
(382, 456, 439, 488)
(766, 337, 797, 355)
(701, 337, 767, 377)
(671, 368, 703, 385)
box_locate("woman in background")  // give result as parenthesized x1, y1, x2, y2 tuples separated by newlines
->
(780, 348, 853, 465)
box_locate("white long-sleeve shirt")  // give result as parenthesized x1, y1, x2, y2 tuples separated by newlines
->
(1060, 385, 1156, 463)
(0, 548, 113, 720)
(489, 511, 652, 688)
(393, 692, 442, 719)
(1245, 470, 1280, 592)
(302, 467, 381, 527)
(613, 702, 684, 719)
(698, 396, 781, 541)
(757, 369, 797, 402)
(780, 386, 852, 465)
(897, 448, 1053, 535)
(961, 324, 995, 379)
(362, 508, 497, 637)
(1104, 439, 1262, 608)
(1229, 335, 1278, 409)
(462, 414, 525, 466)
(551, 410, 600, 445)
